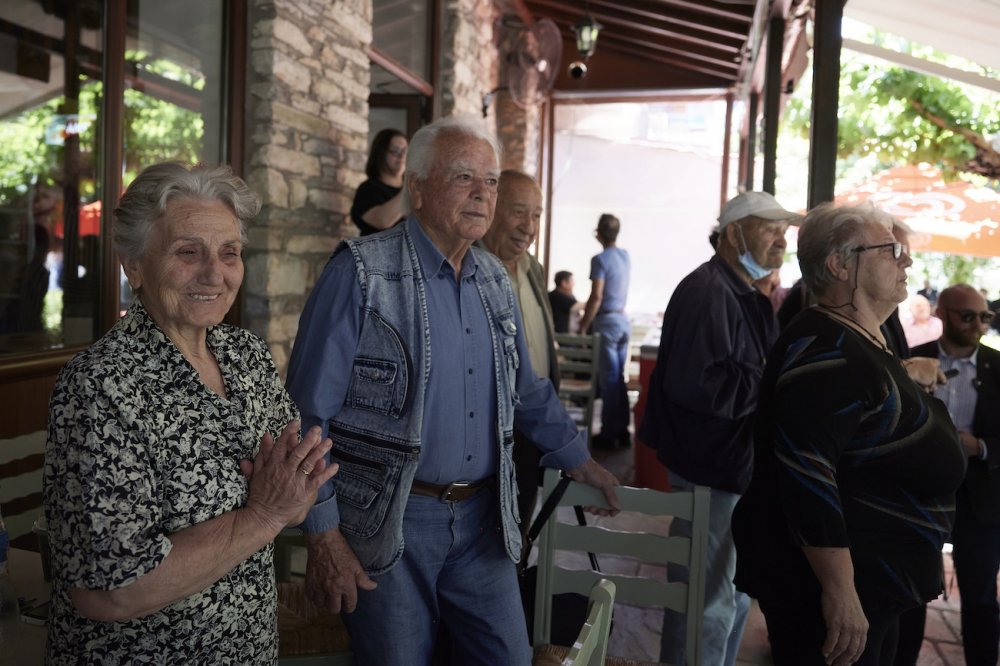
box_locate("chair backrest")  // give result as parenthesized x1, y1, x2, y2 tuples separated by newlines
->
(563, 578, 616, 666)
(533, 468, 710, 666)
(0, 430, 47, 548)
(553, 333, 601, 440)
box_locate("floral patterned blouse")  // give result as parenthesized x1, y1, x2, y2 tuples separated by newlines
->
(43, 300, 298, 664)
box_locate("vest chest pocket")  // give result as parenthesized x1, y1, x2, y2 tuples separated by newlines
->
(347, 310, 411, 418)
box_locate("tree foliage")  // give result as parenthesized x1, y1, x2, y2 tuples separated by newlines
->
(783, 50, 1000, 180)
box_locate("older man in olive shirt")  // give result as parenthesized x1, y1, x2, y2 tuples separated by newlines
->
(480, 169, 559, 530)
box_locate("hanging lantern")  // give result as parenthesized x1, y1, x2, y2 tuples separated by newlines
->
(573, 13, 602, 60)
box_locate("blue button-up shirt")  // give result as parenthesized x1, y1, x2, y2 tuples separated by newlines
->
(287, 218, 588, 531)
(934, 347, 979, 434)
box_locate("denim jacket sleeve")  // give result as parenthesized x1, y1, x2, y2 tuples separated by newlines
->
(287, 249, 363, 532)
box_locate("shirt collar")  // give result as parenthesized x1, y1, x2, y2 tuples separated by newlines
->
(710, 254, 757, 296)
(408, 214, 478, 281)
(939, 344, 979, 366)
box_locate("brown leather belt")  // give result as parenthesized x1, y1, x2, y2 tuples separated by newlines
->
(410, 478, 493, 502)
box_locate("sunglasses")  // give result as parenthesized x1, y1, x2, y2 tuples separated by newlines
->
(941, 307, 995, 324)
(854, 241, 903, 259)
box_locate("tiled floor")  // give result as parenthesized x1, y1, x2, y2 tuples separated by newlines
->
(588, 439, 970, 666)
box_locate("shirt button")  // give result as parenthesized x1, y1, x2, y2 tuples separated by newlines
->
(468, 368, 473, 375)
(466, 328, 471, 334)
(469, 411, 474, 418)
(466, 455, 473, 461)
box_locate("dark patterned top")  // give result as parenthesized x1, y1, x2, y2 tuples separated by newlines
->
(734, 309, 966, 609)
(43, 300, 298, 664)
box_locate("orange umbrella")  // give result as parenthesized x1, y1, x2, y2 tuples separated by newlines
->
(835, 164, 1000, 257)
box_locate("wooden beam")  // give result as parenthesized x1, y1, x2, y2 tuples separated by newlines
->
(100, 0, 127, 335)
(588, 0, 753, 41)
(761, 15, 784, 194)
(531, 0, 743, 54)
(592, 37, 738, 82)
(721, 91, 733, 207)
(744, 91, 758, 190)
(367, 46, 434, 97)
(806, 0, 843, 208)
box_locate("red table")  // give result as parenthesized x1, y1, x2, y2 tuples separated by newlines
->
(633, 345, 670, 491)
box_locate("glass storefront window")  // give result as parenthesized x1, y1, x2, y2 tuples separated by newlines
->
(0, 1, 104, 354)
(0, 0, 228, 356)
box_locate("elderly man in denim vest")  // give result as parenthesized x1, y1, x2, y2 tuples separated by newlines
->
(287, 116, 620, 666)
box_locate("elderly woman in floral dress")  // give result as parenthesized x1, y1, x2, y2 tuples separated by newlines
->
(43, 162, 338, 664)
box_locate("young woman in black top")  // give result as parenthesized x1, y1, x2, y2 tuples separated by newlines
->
(351, 128, 407, 235)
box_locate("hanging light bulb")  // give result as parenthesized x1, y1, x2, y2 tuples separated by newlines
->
(573, 13, 602, 60)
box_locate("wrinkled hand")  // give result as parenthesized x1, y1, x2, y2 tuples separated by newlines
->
(240, 422, 337, 530)
(566, 458, 621, 516)
(903, 357, 944, 391)
(304, 528, 377, 613)
(820, 583, 868, 666)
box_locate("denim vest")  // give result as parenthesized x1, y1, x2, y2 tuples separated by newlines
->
(329, 220, 523, 574)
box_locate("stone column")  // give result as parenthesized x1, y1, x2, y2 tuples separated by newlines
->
(243, 0, 371, 374)
(436, 0, 498, 120)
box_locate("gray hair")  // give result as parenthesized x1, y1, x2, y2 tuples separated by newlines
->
(113, 162, 259, 263)
(402, 116, 502, 210)
(797, 202, 896, 296)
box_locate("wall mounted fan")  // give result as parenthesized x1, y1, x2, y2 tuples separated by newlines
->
(482, 18, 562, 117)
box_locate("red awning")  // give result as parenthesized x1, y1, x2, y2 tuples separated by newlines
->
(835, 164, 1000, 258)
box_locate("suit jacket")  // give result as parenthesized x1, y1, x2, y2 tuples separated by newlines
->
(912, 340, 1000, 524)
(474, 242, 559, 389)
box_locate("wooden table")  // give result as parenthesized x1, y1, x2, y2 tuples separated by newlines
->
(6, 547, 49, 665)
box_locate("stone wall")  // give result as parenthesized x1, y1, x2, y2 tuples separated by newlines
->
(243, 0, 371, 374)
(436, 0, 498, 120)
(493, 17, 542, 175)
(242, 0, 543, 374)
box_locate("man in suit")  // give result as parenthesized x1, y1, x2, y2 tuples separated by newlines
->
(480, 169, 559, 531)
(911, 283, 1000, 666)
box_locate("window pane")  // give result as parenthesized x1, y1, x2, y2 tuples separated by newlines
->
(0, 1, 104, 354)
(373, 0, 429, 82)
(118, 1, 228, 312)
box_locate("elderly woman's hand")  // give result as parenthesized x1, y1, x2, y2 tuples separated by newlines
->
(241, 422, 337, 530)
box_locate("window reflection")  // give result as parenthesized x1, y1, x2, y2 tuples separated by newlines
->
(0, 0, 227, 356)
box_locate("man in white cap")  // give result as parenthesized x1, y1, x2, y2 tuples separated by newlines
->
(639, 191, 796, 666)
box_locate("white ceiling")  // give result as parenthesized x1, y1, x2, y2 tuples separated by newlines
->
(845, 0, 1000, 72)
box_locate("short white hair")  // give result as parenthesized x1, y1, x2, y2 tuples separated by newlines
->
(402, 116, 502, 211)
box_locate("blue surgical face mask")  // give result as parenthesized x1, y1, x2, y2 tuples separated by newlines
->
(734, 224, 772, 281)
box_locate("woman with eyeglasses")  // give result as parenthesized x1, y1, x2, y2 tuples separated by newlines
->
(732, 203, 967, 666)
(350, 128, 408, 236)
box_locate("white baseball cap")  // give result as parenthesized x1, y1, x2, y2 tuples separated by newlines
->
(717, 191, 797, 228)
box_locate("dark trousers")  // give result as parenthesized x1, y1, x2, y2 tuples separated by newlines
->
(953, 503, 1000, 666)
(759, 595, 903, 666)
(892, 604, 926, 666)
(512, 429, 541, 542)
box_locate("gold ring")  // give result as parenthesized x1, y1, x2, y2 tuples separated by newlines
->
(301, 468, 312, 476)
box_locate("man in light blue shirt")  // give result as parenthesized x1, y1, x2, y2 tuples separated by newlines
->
(577, 213, 631, 450)
(286, 116, 620, 666)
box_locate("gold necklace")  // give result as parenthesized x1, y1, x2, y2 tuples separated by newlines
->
(814, 305, 891, 354)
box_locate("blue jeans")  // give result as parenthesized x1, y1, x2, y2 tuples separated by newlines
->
(594, 313, 630, 438)
(661, 471, 749, 666)
(341, 489, 531, 666)
(952, 499, 1000, 666)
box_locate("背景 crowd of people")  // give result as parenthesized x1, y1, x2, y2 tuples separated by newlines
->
(39, 115, 1000, 666)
